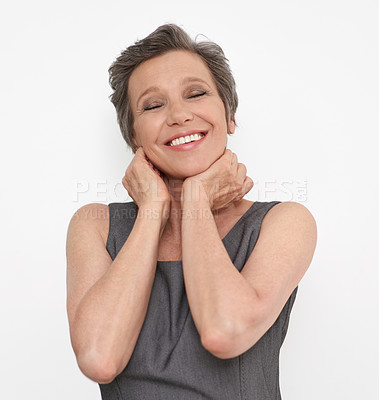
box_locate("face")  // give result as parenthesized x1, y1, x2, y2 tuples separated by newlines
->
(128, 50, 235, 179)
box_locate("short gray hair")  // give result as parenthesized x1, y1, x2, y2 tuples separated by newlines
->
(108, 24, 238, 152)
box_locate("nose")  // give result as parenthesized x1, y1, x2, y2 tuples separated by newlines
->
(166, 100, 193, 126)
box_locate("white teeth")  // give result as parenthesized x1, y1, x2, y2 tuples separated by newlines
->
(168, 133, 205, 146)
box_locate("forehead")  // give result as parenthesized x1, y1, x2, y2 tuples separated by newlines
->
(128, 50, 215, 100)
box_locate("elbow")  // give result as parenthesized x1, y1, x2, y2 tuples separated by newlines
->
(70, 325, 128, 383)
(201, 321, 245, 360)
(201, 311, 264, 359)
(201, 330, 232, 359)
(76, 351, 121, 384)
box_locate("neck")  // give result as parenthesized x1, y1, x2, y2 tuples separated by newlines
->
(161, 176, 246, 239)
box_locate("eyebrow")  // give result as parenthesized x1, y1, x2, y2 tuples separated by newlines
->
(136, 86, 160, 108)
(182, 77, 211, 86)
(136, 77, 211, 107)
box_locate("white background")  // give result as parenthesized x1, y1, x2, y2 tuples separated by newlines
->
(1, 0, 378, 399)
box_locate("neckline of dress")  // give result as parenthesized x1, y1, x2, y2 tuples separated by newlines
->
(157, 201, 259, 264)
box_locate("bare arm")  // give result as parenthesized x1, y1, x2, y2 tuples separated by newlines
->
(66, 148, 170, 383)
(66, 202, 166, 383)
(181, 191, 316, 358)
(181, 151, 316, 358)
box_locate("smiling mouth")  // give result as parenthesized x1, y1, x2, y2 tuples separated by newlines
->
(165, 132, 207, 146)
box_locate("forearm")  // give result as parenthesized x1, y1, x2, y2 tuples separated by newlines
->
(181, 187, 258, 349)
(71, 205, 164, 380)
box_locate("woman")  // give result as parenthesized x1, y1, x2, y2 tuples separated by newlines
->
(66, 24, 317, 399)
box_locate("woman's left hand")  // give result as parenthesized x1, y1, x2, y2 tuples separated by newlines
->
(182, 149, 254, 211)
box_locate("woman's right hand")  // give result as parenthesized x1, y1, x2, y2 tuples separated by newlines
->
(122, 147, 170, 213)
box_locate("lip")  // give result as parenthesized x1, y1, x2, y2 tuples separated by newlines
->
(164, 130, 208, 152)
(164, 130, 208, 146)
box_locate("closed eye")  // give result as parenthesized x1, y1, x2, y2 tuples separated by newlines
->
(144, 104, 162, 111)
(189, 92, 206, 99)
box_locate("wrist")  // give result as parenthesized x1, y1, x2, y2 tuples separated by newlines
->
(181, 182, 213, 224)
(138, 202, 170, 237)
(182, 179, 210, 209)
(138, 201, 169, 221)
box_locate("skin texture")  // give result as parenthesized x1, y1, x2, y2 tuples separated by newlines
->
(66, 50, 317, 384)
(126, 50, 254, 260)
(129, 50, 235, 180)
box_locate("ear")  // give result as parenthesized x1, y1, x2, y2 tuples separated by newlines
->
(228, 117, 236, 135)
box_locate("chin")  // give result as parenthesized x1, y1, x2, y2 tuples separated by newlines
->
(151, 147, 224, 180)
(164, 169, 204, 180)
(164, 159, 215, 180)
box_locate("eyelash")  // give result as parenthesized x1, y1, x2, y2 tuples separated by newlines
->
(144, 104, 161, 111)
(189, 91, 206, 98)
(143, 91, 207, 111)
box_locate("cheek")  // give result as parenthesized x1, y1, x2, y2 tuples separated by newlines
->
(133, 124, 150, 148)
(198, 103, 227, 128)
(134, 118, 163, 147)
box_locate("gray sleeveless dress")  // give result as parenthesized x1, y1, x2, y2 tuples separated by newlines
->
(100, 200, 298, 400)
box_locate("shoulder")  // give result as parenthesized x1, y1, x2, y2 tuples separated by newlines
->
(67, 203, 110, 246)
(262, 201, 317, 238)
(253, 201, 317, 283)
(241, 201, 317, 293)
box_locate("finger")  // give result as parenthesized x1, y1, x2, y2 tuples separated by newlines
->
(144, 156, 161, 176)
(234, 176, 253, 202)
(217, 149, 234, 173)
(162, 174, 169, 187)
(231, 153, 238, 174)
(225, 148, 233, 159)
(122, 176, 129, 190)
(236, 163, 249, 193)
(153, 166, 162, 177)
(135, 147, 145, 159)
(135, 148, 152, 169)
(215, 148, 231, 165)
(236, 162, 247, 183)
(242, 176, 254, 195)
(232, 152, 238, 163)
